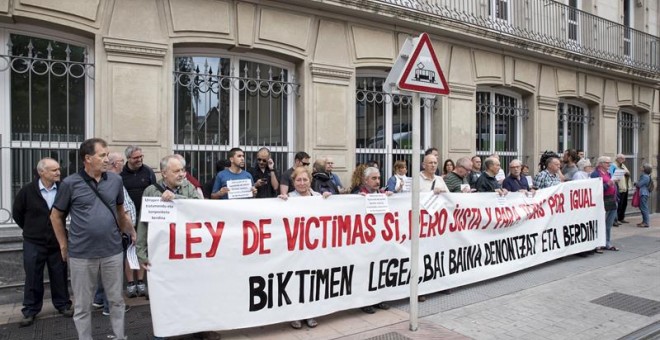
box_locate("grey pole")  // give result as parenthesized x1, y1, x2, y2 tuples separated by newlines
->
(409, 91, 421, 331)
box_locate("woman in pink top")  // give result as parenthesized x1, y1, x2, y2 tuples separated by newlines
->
(590, 156, 619, 251)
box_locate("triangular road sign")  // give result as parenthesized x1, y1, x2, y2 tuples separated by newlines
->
(397, 33, 449, 95)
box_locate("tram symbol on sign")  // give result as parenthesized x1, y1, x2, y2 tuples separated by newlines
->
(413, 62, 436, 84)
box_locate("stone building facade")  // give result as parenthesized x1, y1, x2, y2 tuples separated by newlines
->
(0, 0, 658, 219)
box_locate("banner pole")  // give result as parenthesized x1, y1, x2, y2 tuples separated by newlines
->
(409, 91, 421, 331)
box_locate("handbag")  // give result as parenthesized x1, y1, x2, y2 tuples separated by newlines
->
(603, 195, 617, 211)
(632, 189, 641, 208)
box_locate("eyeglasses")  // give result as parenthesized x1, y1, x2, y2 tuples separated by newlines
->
(302, 162, 310, 166)
(257, 158, 268, 163)
(509, 166, 521, 169)
(326, 162, 334, 165)
(130, 155, 143, 160)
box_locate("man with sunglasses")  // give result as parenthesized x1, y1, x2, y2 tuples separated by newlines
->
(249, 147, 279, 198)
(279, 151, 310, 195)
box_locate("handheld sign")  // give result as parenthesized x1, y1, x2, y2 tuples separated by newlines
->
(397, 32, 449, 95)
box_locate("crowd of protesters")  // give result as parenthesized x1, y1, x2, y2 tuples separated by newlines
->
(11, 138, 655, 339)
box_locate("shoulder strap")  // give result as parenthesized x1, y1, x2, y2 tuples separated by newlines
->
(83, 178, 120, 230)
(153, 182, 166, 194)
(431, 179, 436, 190)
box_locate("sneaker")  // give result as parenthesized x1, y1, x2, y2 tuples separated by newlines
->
(103, 305, 130, 316)
(126, 283, 137, 298)
(375, 302, 390, 310)
(137, 283, 147, 297)
(361, 306, 375, 314)
(92, 302, 104, 309)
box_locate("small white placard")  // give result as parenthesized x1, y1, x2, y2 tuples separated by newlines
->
(402, 177, 413, 192)
(227, 179, 253, 199)
(140, 197, 177, 222)
(612, 169, 626, 181)
(526, 176, 534, 188)
(126, 243, 140, 270)
(496, 169, 506, 182)
(421, 192, 443, 214)
(365, 194, 389, 214)
(460, 184, 471, 192)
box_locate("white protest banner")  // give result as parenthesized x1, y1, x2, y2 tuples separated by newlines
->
(140, 197, 177, 222)
(148, 180, 604, 337)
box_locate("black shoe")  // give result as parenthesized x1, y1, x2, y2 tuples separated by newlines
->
(375, 302, 390, 310)
(361, 306, 375, 314)
(59, 306, 74, 318)
(19, 315, 35, 327)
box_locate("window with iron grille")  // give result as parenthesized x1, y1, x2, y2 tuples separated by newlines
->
(0, 30, 93, 225)
(557, 101, 590, 154)
(618, 109, 641, 180)
(173, 55, 298, 187)
(355, 75, 432, 180)
(475, 90, 527, 173)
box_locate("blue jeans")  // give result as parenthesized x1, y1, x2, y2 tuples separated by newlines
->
(606, 209, 617, 248)
(640, 195, 649, 224)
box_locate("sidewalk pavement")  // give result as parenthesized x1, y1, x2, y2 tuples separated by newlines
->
(0, 214, 658, 340)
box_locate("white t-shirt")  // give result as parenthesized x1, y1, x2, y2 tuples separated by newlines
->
(419, 172, 449, 192)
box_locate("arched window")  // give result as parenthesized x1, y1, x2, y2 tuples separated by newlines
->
(355, 73, 432, 178)
(617, 109, 641, 179)
(0, 27, 94, 224)
(557, 100, 590, 155)
(173, 51, 298, 186)
(475, 88, 527, 173)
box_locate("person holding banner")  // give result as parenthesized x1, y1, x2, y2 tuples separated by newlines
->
(475, 157, 508, 196)
(591, 156, 619, 251)
(468, 155, 482, 189)
(349, 164, 369, 194)
(444, 157, 473, 193)
(278, 167, 330, 329)
(279, 151, 310, 195)
(386, 160, 408, 193)
(502, 159, 532, 193)
(573, 159, 594, 180)
(534, 155, 562, 189)
(311, 158, 339, 195)
(420, 154, 449, 194)
(211, 148, 257, 199)
(136, 155, 203, 340)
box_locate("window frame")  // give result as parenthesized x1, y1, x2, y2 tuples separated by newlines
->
(172, 47, 297, 159)
(475, 86, 525, 173)
(557, 99, 589, 156)
(617, 108, 640, 180)
(355, 70, 432, 178)
(0, 24, 94, 224)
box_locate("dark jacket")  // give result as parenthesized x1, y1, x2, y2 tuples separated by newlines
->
(312, 172, 339, 195)
(475, 172, 501, 192)
(121, 164, 157, 215)
(12, 180, 60, 249)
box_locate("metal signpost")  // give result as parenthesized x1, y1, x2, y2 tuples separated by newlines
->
(385, 32, 449, 332)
